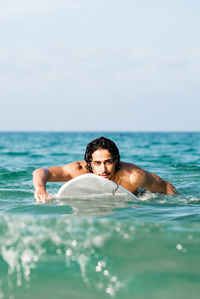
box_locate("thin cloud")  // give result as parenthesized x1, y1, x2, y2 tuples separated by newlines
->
(157, 58, 189, 71)
(0, 0, 92, 19)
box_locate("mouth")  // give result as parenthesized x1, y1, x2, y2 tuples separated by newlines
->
(99, 173, 109, 178)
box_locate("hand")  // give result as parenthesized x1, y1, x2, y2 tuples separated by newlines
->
(34, 188, 52, 203)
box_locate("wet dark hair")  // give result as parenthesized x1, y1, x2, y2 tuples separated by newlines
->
(84, 136, 121, 173)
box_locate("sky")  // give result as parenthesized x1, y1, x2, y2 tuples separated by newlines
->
(0, 0, 199, 131)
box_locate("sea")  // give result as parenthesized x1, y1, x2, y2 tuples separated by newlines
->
(0, 132, 199, 299)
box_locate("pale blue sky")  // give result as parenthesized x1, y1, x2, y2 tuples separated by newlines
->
(0, 0, 199, 131)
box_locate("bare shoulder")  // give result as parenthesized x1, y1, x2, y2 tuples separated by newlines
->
(116, 162, 177, 194)
(116, 162, 146, 185)
(115, 162, 147, 191)
(119, 162, 146, 177)
(62, 161, 88, 178)
(120, 162, 161, 186)
(47, 161, 88, 181)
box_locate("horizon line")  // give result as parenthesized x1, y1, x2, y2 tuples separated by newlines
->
(0, 130, 199, 133)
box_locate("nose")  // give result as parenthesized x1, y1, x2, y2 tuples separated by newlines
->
(100, 163, 107, 173)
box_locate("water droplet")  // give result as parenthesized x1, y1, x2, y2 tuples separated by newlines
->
(66, 249, 72, 256)
(129, 226, 135, 231)
(56, 249, 62, 255)
(21, 251, 31, 263)
(98, 260, 106, 267)
(93, 236, 103, 247)
(115, 226, 120, 232)
(96, 265, 102, 272)
(72, 240, 77, 247)
(176, 244, 182, 250)
(103, 270, 109, 276)
(106, 286, 114, 296)
(123, 233, 129, 239)
(25, 269, 30, 276)
(111, 276, 117, 282)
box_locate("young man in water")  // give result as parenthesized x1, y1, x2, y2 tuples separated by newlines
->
(33, 136, 177, 202)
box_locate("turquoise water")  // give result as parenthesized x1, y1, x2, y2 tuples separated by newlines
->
(0, 132, 200, 299)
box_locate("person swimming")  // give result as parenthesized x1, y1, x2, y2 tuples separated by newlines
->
(33, 136, 177, 202)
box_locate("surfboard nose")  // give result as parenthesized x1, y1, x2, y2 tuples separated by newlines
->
(56, 173, 138, 201)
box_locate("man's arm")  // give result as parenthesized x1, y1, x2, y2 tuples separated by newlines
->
(144, 171, 177, 194)
(33, 168, 51, 203)
(32, 164, 74, 202)
(131, 169, 177, 195)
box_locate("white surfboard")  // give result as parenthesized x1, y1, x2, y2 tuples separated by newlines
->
(56, 173, 137, 201)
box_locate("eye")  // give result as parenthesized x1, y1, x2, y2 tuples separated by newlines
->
(106, 159, 113, 165)
(94, 161, 101, 166)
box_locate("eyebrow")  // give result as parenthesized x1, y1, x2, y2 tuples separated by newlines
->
(93, 159, 113, 162)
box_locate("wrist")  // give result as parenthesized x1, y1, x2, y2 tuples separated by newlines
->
(35, 186, 46, 193)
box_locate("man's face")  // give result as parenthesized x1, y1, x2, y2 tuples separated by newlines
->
(91, 149, 115, 180)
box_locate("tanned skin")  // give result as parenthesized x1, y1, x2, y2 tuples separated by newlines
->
(33, 149, 177, 203)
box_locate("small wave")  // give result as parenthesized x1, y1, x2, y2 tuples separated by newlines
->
(173, 164, 200, 171)
(0, 189, 33, 200)
(172, 213, 200, 222)
(188, 197, 200, 204)
(136, 190, 158, 202)
(29, 154, 45, 158)
(0, 167, 9, 174)
(50, 153, 70, 156)
(1, 151, 30, 156)
(0, 169, 31, 181)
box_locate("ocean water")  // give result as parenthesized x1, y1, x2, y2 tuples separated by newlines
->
(0, 132, 200, 299)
